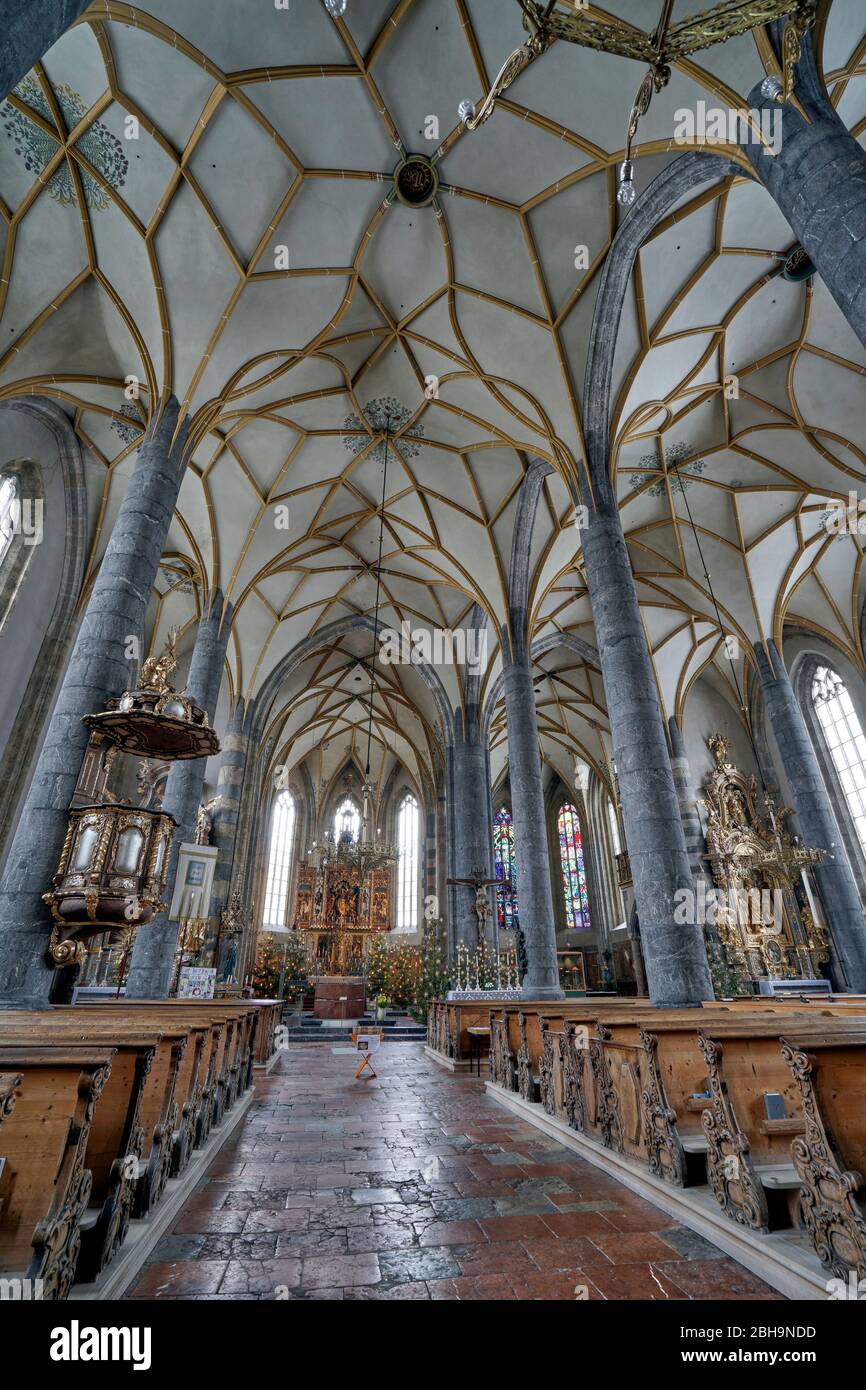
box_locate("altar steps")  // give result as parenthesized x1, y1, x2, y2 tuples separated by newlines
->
(282, 1011, 426, 1043)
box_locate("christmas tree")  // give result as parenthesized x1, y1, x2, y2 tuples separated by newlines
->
(409, 918, 450, 1023)
(365, 936, 423, 1008)
(251, 935, 282, 997)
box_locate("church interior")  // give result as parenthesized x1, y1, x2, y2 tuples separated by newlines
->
(3, 0, 866, 1325)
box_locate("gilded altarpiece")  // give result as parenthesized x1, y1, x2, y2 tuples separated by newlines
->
(293, 864, 392, 973)
(699, 735, 830, 988)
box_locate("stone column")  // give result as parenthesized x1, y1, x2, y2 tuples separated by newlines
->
(754, 640, 866, 991)
(743, 33, 866, 354)
(435, 776, 447, 932)
(0, 398, 189, 1008)
(207, 700, 250, 951)
(501, 635, 563, 999)
(447, 719, 495, 953)
(1, 1, 92, 102)
(582, 502, 713, 1006)
(668, 717, 709, 889)
(125, 592, 233, 998)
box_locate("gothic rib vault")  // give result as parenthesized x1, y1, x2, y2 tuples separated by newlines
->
(0, 1, 866, 806)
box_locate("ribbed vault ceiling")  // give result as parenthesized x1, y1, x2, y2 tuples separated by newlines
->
(1, 0, 865, 790)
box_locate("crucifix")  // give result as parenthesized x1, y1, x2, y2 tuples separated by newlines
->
(446, 864, 512, 947)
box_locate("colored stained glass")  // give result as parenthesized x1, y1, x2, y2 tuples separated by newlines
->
(493, 806, 518, 930)
(558, 802, 590, 931)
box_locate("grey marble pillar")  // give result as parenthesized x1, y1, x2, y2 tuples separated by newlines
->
(205, 701, 250, 969)
(501, 636, 563, 999)
(754, 640, 866, 991)
(743, 32, 866, 354)
(447, 719, 495, 953)
(125, 592, 233, 998)
(0, 398, 189, 1008)
(1, 0, 92, 102)
(435, 778, 448, 934)
(582, 503, 713, 1006)
(668, 716, 709, 889)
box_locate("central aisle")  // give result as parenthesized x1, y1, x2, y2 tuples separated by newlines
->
(128, 1044, 781, 1301)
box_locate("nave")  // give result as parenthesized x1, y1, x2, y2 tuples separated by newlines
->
(127, 1044, 778, 1303)
(4, 0, 866, 1344)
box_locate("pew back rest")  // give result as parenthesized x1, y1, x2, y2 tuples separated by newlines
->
(781, 1032, 866, 1178)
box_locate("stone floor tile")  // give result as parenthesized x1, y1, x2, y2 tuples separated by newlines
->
(132, 1043, 778, 1303)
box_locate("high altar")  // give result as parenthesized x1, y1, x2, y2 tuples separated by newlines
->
(293, 862, 392, 975)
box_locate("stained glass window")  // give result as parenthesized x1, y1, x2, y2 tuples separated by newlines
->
(812, 665, 866, 852)
(396, 793, 419, 932)
(333, 797, 360, 844)
(493, 806, 518, 930)
(558, 801, 590, 931)
(262, 790, 296, 930)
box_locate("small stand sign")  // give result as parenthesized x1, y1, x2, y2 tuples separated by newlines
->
(352, 1029, 383, 1079)
(177, 966, 216, 999)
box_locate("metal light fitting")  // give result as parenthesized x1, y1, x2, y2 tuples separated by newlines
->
(458, 1, 817, 204)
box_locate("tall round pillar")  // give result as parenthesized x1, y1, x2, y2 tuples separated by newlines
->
(754, 640, 866, 991)
(501, 637, 563, 999)
(0, 399, 190, 1008)
(582, 503, 713, 1006)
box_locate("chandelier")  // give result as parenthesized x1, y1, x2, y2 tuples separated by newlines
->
(325, 779, 399, 884)
(312, 416, 400, 886)
(457, 1, 817, 205)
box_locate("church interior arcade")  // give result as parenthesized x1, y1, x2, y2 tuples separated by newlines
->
(2, 0, 866, 1327)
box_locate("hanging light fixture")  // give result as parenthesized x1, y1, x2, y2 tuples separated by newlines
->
(457, 1, 816, 206)
(331, 414, 399, 885)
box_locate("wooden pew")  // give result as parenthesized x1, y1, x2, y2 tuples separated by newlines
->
(0, 1013, 185, 1243)
(698, 1020, 866, 1235)
(588, 1008, 866, 1196)
(0, 1046, 115, 1300)
(78, 1001, 247, 1132)
(585, 1010, 866, 1227)
(0, 1072, 22, 1221)
(83, 996, 273, 1094)
(780, 1029, 866, 1279)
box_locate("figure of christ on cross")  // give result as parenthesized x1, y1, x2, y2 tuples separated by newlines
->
(446, 864, 512, 948)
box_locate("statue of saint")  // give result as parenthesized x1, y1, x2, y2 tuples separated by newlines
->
(194, 803, 212, 846)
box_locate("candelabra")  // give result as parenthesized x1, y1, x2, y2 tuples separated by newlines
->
(454, 943, 520, 993)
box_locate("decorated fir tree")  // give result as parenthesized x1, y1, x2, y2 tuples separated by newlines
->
(251, 935, 283, 997)
(409, 918, 450, 1023)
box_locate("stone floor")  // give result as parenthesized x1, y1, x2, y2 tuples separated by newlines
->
(127, 1043, 782, 1301)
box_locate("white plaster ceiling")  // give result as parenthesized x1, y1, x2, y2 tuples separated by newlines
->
(1, 1, 864, 791)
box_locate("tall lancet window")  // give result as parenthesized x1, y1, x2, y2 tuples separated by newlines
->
(558, 802, 591, 931)
(0, 474, 18, 567)
(396, 793, 419, 932)
(262, 790, 296, 930)
(334, 797, 360, 844)
(812, 665, 866, 852)
(607, 799, 621, 857)
(493, 807, 518, 930)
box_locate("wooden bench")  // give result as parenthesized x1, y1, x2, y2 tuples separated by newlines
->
(591, 1008, 866, 1195)
(78, 1001, 250, 1134)
(0, 1046, 115, 1300)
(780, 1029, 866, 1280)
(85, 994, 280, 1110)
(0, 1012, 186, 1241)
